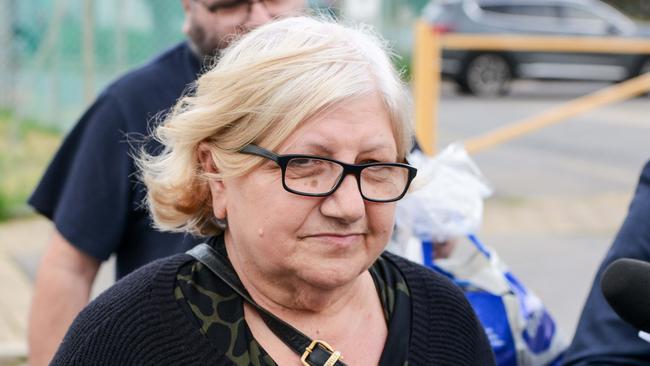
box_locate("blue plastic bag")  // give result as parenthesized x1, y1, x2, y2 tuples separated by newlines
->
(388, 144, 567, 365)
(424, 235, 566, 366)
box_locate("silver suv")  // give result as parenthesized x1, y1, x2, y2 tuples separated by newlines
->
(423, 0, 650, 96)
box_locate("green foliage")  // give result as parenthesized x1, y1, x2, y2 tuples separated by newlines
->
(394, 53, 413, 82)
(0, 190, 10, 222)
(0, 111, 62, 221)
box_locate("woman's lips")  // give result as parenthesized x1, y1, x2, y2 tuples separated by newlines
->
(304, 233, 364, 247)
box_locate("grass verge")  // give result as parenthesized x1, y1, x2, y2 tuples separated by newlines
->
(0, 110, 62, 221)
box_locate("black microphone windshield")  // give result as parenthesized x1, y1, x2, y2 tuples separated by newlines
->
(601, 258, 650, 333)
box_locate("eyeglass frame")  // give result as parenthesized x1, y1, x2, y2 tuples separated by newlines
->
(239, 144, 418, 203)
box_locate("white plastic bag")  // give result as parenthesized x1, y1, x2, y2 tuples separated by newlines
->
(387, 143, 567, 366)
(434, 235, 568, 366)
(395, 143, 493, 244)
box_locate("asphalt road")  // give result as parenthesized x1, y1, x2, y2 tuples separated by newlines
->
(437, 79, 648, 343)
(438, 80, 649, 197)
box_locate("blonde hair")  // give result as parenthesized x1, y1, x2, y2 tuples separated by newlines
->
(138, 16, 414, 236)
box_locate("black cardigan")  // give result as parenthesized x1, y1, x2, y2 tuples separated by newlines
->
(52, 252, 495, 365)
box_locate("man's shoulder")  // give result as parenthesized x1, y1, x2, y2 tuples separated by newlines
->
(103, 42, 199, 101)
(80, 42, 199, 133)
(640, 160, 650, 188)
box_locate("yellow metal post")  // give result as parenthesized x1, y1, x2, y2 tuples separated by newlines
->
(412, 21, 440, 156)
(442, 34, 650, 54)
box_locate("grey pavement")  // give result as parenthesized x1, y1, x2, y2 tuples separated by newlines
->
(437, 79, 646, 341)
(0, 217, 114, 365)
(480, 193, 630, 339)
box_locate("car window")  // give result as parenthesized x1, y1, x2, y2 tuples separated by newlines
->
(558, 5, 612, 34)
(480, 4, 559, 18)
(560, 6, 604, 21)
(478, 3, 565, 31)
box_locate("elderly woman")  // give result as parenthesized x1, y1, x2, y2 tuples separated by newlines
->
(52, 17, 494, 365)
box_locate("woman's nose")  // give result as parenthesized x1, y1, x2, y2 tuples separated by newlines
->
(319, 175, 365, 223)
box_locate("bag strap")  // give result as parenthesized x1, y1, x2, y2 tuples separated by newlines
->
(187, 243, 347, 366)
(467, 234, 492, 259)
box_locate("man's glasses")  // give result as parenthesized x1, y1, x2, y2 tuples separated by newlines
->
(239, 144, 417, 203)
(196, 0, 295, 21)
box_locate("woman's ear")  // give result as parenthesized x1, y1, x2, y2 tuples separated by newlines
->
(197, 143, 227, 220)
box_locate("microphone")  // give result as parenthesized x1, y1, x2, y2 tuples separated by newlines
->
(601, 258, 650, 333)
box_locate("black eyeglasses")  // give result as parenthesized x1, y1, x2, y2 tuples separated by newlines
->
(239, 144, 417, 203)
(196, 0, 290, 17)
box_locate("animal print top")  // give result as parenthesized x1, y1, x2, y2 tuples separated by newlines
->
(175, 239, 412, 365)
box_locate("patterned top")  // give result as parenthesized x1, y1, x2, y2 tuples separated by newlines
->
(52, 253, 496, 365)
(175, 239, 412, 366)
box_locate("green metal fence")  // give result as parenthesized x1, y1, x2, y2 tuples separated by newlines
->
(0, 0, 186, 130)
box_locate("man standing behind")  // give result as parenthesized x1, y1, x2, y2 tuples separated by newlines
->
(27, 1, 306, 364)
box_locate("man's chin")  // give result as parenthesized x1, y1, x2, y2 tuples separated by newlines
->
(200, 45, 222, 59)
(187, 39, 221, 61)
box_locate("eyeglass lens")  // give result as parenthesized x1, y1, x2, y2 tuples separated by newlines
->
(206, 0, 296, 21)
(284, 157, 410, 201)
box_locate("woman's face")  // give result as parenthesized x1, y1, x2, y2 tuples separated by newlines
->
(216, 93, 399, 290)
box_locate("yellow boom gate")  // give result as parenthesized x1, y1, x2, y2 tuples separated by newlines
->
(412, 20, 650, 155)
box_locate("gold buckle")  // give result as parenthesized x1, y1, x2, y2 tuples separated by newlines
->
(300, 340, 342, 366)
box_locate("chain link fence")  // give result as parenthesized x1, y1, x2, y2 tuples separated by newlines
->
(0, 0, 186, 131)
(0, 0, 647, 132)
(0, 0, 428, 132)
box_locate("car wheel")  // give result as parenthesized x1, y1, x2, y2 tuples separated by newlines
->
(638, 58, 650, 97)
(461, 53, 512, 97)
(640, 58, 650, 75)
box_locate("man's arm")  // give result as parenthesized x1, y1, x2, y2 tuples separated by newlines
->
(27, 229, 100, 366)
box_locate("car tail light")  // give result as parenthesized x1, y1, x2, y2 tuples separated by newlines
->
(431, 23, 455, 33)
